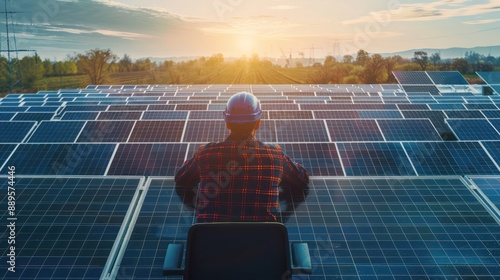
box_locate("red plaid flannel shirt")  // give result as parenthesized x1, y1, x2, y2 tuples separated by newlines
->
(175, 133, 310, 222)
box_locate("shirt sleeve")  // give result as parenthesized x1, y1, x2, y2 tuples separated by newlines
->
(174, 146, 203, 186)
(279, 150, 310, 189)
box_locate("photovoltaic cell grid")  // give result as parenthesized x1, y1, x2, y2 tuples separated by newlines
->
(182, 120, 227, 142)
(326, 120, 384, 141)
(337, 142, 416, 176)
(403, 142, 500, 175)
(129, 121, 185, 142)
(427, 71, 469, 85)
(275, 120, 329, 142)
(0, 177, 141, 280)
(392, 71, 433, 84)
(118, 177, 500, 279)
(476, 71, 500, 84)
(446, 119, 500, 140)
(28, 121, 85, 143)
(77, 121, 134, 142)
(377, 119, 442, 141)
(469, 176, 500, 214)
(0, 144, 115, 175)
(107, 144, 188, 176)
(0, 121, 36, 143)
(279, 143, 344, 176)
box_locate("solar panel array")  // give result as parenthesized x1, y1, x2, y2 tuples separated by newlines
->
(1, 78, 500, 279)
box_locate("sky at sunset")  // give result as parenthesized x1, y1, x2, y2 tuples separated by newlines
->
(2, 0, 500, 60)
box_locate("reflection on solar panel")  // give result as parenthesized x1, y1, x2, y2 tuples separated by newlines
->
(447, 119, 500, 140)
(129, 121, 185, 142)
(77, 121, 134, 142)
(427, 71, 468, 85)
(28, 121, 85, 143)
(0, 121, 36, 143)
(1, 144, 115, 175)
(279, 143, 343, 176)
(377, 119, 441, 141)
(469, 176, 500, 212)
(337, 142, 416, 176)
(276, 120, 329, 142)
(326, 120, 384, 141)
(107, 143, 187, 176)
(0, 177, 141, 280)
(393, 71, 433, 84)
(428, 103, 465, 110)
(403, 142, 500, 175)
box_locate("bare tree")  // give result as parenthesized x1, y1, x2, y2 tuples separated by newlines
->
(75, 49, 117, 84)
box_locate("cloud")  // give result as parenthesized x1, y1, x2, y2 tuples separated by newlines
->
(464, 18, 500, 24)
(342, 0, 500, 24)
(267, 5, 301, 10)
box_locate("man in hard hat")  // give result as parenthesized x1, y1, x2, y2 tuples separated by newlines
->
(175, 92, 310, 223)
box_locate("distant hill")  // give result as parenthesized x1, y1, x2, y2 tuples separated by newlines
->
(380, 45, 500, 59)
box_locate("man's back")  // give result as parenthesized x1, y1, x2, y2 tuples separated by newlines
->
(175, 133, 309, 222)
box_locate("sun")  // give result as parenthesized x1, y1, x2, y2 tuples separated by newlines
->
(236, 36, 255, 56)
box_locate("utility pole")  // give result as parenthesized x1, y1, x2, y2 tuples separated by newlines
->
(1, 0, 36, 92)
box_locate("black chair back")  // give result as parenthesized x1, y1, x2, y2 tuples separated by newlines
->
(184, 222, 291, 280)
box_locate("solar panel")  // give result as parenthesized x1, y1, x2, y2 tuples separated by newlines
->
(116, 177, 500, 279)
(279, 143, 344, 176)
(482, 111, 500, 118)
(97, 111, 143, 120)
(142, 111, 188, 120)
(176, 104, 207, 111)
(476, 71, 500, 84)
(12, 112, 54, 121)
(377, 119, 442, 141)
(302, 104, 397, 110)
(403, 142, 500, 175)
(107, 143, 188, 176)
(326, 120, 384, 141)
(0, 176, 141, 279)
(28, 121, 85, 143)
(313, 111, 359, 119)
(188, 111, 224, 120)
(445, 110, 485, 119)
(401, 110, 451, 136)
(481, 141, 500, 167)
(147, 104, 175, 111)
(0, 121, 36, 143)
(1, 144, 115, 175)
(469, 176, 500, 212)
(358, 110, 402, 119)
(0, 144, 16, 169)
(183, 120, 227, 142)
(427, 71, 468, 85)
(392, 71, 433, 84)
(77, 121, 135, 142)
(275, 120, 329, 142)
(108, 105, 148, 111)
(26, 106, 59, 112)
(129, 121, 185, 142)
(268, 111, 314, 119)
(61, 112, 99, 120)
(337, 142, 416, 176)
(428, 104, 466, 110)
(396, 104, 429, 110)
(402, 85, 440, 95)
(63, 105, 108, 112)
(446, 119, 500, 140)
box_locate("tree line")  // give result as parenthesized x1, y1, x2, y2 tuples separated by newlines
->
(1, 48, 499, 94)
